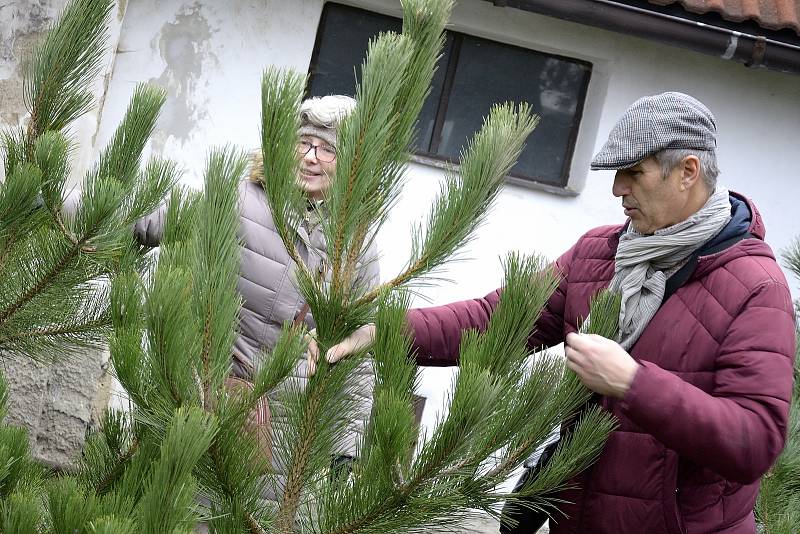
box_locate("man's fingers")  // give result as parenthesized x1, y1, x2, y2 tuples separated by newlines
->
(585, 333, 608, 343)
(565, 356, 579, 372)
(565, 357, 586, 383)
(564, 341, 582, 364)
(566, 331, 592, 350)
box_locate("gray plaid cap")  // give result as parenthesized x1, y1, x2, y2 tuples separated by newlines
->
(590, 92, 717, 170)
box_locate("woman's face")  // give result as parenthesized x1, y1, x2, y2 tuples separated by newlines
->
(296, 135, 337, 200)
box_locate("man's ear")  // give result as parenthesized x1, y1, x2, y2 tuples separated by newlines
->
(679, 155, 701, 191)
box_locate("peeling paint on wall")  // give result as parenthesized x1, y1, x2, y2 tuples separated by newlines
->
(0, 0, 65, 77)
(117, 0, 127, 21)
(0, 32, 46, 127)
(0, 0, 67, 184)
(148, 2, 218, 155)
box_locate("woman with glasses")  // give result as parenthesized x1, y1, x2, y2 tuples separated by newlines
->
(133, 95, 380, 492)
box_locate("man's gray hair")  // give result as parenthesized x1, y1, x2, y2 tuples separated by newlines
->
(653, 148, 719, 191)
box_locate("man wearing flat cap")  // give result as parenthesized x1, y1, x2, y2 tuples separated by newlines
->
(313, 92, 797, 533)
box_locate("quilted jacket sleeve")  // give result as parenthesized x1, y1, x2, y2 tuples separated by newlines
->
(406, 242, 578, 366)
(526, 243, 576, 350)
(407, 290, 499, 366)
(64, 188, 166, 247)
(132, 204, 167, 247)
(356, 238, 381, 292)
(619, 279, 796, 484)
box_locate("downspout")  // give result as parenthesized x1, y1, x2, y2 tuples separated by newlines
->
(488, 0, 800, 75)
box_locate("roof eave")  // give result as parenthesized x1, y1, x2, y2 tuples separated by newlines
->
(485, 0, 800, 76)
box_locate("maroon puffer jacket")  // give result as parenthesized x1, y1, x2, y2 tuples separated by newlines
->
(407, 195, 795, 534)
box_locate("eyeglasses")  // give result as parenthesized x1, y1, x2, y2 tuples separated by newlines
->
(297, 140, 337, 163)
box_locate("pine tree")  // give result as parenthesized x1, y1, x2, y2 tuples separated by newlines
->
(0, 0, 619, 532)
(756, 239, 800, 534)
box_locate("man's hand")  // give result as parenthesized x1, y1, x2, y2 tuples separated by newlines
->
(307, 323, 376, 375)
(564, 332, 639, 398)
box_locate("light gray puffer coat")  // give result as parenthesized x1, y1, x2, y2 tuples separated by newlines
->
(133, 179, 380, 461)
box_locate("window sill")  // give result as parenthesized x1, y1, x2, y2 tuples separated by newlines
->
(409, 153, 580, 197)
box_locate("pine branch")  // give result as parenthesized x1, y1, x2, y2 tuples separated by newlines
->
(0, 490, 43, 534)
(94, 438, 139, 495)
(250, 323, 307, 401)
(326, 0, 452, 299)
(0, 162, 46, 266)
(86, 83, 166, 188)
(193, 415, 274, 532)
(782, 238, 800, 281)
(46, 477, 103, 532)
(32, 130, 71, 213)
(0, 240, 83, 327)
(322, 482, 420, 534)
(136, 408, 217, 534)
(145, 267, 196, 408)
(194, 147, 247, 411)
(22, 0, 114, 143)
(86, 517, 136, 534)
(259, 68, 309, 279)
(276, 384, 327, 533)
(356, 103, 539, 305)
(0, 315, 110, 347)
(246, 512, 267, 534)
(326, 33, 413, 298)
(274, 355, 364, 533)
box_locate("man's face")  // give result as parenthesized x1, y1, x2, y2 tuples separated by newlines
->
(612, 156, 686, 235)
(297, 135, 337, 200)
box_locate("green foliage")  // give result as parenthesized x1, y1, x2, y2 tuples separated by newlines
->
(0, 0, 177, 363)
(259, 67, 306, 251)
(255, 0, 614, 531)
(1, 490, 43, 534)
(0, 0, 203, 528)
(22, 0, 113, 140)
(45, 478, 101, 533)
(136, 408, 217, 533)
(756, 241, 800, 533)
(0, 0, 618, 532)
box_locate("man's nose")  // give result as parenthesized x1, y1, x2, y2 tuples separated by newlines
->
(612, 173, 629, 197)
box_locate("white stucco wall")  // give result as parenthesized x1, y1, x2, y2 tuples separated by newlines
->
(95, 0, 800, 294)
(92, 0, 800, 471)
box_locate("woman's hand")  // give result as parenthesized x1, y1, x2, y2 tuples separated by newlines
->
(307, 323, 377, 375)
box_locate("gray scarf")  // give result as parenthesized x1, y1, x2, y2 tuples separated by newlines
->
(610, 188, 732, 350)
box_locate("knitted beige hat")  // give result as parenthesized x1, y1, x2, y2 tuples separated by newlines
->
(297, 95, 357, 149)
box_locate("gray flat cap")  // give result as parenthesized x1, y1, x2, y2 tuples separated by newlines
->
(590, 91, 716, 170)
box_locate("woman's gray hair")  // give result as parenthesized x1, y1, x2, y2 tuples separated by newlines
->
(653, 148, 720, 191)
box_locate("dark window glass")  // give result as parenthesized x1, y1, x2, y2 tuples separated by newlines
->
(307, 5, 401, 96)
(415, 33, 452, 153)
(307, 4, 447, 153)
(436, 37, 591, 185)
(307, 3, 592, 188)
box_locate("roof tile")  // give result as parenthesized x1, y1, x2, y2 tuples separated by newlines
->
(649, 0, 800, 34)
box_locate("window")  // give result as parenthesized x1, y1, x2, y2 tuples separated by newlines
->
(307, 3, 592, 189)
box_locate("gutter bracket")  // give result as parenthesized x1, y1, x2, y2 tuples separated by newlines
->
(746, 36, 767, 67)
